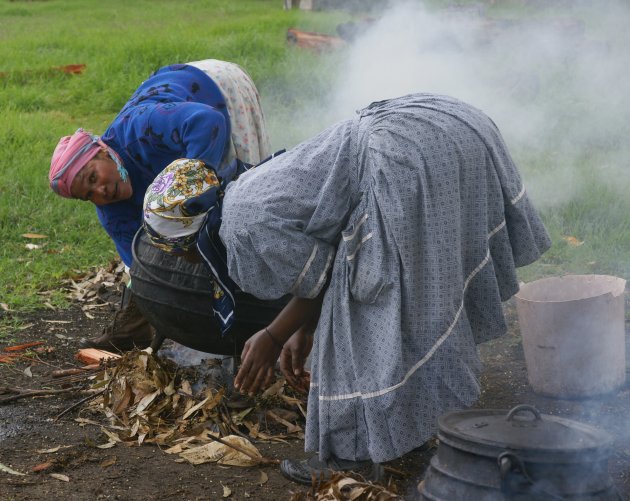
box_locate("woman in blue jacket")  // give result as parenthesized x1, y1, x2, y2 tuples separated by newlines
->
(48, 59, 270, 350)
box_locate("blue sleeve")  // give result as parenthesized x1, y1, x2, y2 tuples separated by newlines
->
(96, 202, 142, 267)
(151, 102, 229, 172)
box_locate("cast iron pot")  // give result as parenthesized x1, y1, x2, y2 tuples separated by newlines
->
(130, 230, 289, 356)
(419, 404, 620, 500)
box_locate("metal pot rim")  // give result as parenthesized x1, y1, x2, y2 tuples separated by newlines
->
(437, 405, 613, 460)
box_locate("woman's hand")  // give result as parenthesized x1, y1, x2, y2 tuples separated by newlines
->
(234, 293, 324, 396)
(280, 329, 313, 393)
(234, 328, 283, 396)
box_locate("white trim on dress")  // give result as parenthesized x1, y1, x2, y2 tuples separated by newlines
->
(316, 212, 514, 402)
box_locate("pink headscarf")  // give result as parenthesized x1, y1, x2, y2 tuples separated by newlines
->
(49, 129, 106, 198)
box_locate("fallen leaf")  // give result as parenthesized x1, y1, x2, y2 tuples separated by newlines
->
(23, 366, 33, 378)
(222, 483, 232, 498)
(562, 235, 584, 247)
(49, 473, 70, 482)
(267, 410, 301, 434)
(32, 462, 53, 473)
(129, 419, 140, 438)
(179, 435, 263, 467)
(37, 445, 73, 454)
(97, 441, 117, 449)
(258, 471, 269, 486)
(266, 408, 299, 422)
(181, 395, 210, 420)
(180, 379, 193, 396)
(232, 407, 254, 424)
(261, 379, 284, 398)
(22, 233, 47, 239)
(133, 389, 160, 416)
(137, 432, 147, 446)
(82, 303, 109, 311)
(0, 463, 26, 476)
(75, 417, 102, 427)
(100, 427, 123, 443)
(112, 385, 133, 415)
(163, 379, 176, 396)
(54, 64, 86, 75)
(100, 456, 117, 468)
(314, 473, 402, 500)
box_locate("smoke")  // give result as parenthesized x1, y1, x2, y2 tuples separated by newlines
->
(264, 4, 630, 489)
(278, 0, 630, 209)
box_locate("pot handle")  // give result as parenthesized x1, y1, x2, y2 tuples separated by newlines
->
(506, 404, 542, 422)
(498, 452, 564, 500)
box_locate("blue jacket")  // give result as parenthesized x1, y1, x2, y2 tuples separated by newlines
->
(96, 64, 231, 266)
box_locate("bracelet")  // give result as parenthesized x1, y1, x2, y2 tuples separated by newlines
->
(265, 327, 284, 350)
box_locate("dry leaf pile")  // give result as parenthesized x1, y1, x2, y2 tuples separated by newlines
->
(290, 473, 403, 501)
(61, 261, 127, 318)
(87, 350, 307, 466)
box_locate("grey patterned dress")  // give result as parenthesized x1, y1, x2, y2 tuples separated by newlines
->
(220, 94, 551, 463)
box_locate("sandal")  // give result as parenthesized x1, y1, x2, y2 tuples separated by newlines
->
(280, 454, 384, 485)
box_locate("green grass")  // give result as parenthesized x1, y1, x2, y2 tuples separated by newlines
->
(0, 0, 628, 316)
(0, 0, 351, 311)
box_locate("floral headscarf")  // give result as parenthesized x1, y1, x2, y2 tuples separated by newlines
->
(143, 158, 236, 334)
(143, 158, 221, 254)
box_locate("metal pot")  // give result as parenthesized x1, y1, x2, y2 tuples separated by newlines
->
(419, 404, 620, 500)
(130, 230, 289, 355)
(515, 275, 626, 398)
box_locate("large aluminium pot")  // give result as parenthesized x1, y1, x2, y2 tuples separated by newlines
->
(515, 274, 626, 398)
(130, 231, 289, 356)
(419, 405, 619, 500)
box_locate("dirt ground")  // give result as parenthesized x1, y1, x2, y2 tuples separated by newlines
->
(1, 287, 629, 500)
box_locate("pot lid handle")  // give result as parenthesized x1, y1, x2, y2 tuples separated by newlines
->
(506, 404, 542, 423)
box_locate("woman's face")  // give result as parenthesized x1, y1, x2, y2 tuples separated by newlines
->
(70, 150, 133, 205)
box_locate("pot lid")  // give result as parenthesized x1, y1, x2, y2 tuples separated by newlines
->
(438, 405, 613, 455)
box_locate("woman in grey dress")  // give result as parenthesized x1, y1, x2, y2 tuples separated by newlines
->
(143, 93, 551, 483)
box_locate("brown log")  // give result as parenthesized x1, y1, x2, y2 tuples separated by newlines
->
(286, 28, 345, 52)
(51, 364, 99, 378)
(0, 387, 86, 405)
(75, 348, 121, 365)
(3, 341, 45, 352)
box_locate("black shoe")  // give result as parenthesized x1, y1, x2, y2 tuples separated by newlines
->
(79, 294, 153, 351)
(280, 454, 384, 485)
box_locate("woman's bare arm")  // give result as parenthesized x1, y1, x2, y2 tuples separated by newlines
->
(234, 293, 324, 395)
